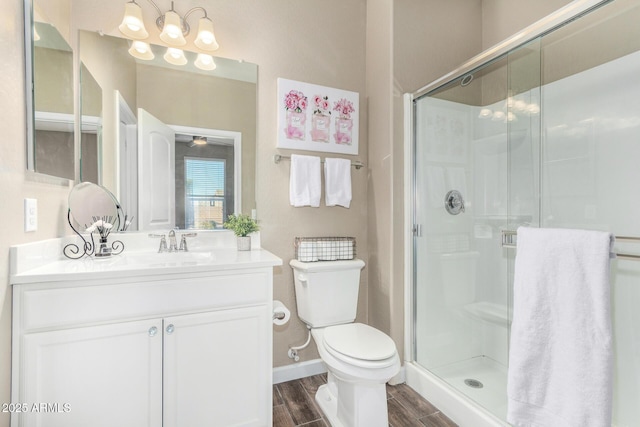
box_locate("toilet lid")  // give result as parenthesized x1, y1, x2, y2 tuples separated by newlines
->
(323, 323, 397, 361)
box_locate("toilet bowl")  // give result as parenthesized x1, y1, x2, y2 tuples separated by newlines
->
(289, 259, 400, 427)
(312, 324, 400, 427)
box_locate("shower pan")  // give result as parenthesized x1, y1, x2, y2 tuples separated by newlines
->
(406, 0, 640, 426)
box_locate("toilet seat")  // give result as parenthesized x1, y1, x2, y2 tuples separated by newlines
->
(321, 323, 398, 369)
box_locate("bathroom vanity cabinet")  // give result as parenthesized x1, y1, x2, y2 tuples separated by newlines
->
(10, 242, 281, 427)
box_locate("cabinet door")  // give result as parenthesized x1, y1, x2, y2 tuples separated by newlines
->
(163, 306, 270, 427)
(19, 319, 163, 427)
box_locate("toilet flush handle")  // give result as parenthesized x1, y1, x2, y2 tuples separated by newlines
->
(298, 274, 308, 285)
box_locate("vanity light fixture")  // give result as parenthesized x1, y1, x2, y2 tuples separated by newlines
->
(163, 47, 187, 66)
(118, 1, 149, 39)
(194, 53, 216, 71)
(119, 0, 220, 51)
(128, 40, 154, 60)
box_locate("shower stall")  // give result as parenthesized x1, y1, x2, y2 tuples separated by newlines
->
(406, 0, 640, 425)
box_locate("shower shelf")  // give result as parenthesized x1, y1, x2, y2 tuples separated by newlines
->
(463, 301, 511, 326)
(474, 215, 532, 225)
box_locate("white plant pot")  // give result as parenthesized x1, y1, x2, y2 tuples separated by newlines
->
(237, 236, 251, 251)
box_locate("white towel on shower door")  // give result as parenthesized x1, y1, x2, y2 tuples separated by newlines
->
(507, 227, 614, 427)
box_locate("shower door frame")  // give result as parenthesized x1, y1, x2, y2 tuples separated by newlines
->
(403, 0, 613, 426)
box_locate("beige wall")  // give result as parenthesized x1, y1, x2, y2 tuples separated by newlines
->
(481, 0, 573, 49)
(1, 0, 587, 424)
(0, 1, 75, 425)
(384, 0, 485, 362)
(366, 0, 395, 351)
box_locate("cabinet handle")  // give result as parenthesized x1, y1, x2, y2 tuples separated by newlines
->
(166, 324, 175, 335)
(148, 326, 158, 337)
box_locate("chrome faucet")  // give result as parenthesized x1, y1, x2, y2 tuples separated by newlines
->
(179, 233, 198, 251)
(149, 230, 197, 253)
(168, 230, 179, 252)
(148, 233, 168, 253)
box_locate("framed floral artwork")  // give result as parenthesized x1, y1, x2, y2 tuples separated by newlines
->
(277, 78, 359, 155)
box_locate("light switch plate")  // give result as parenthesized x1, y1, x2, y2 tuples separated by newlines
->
(24, 198, 37, 232)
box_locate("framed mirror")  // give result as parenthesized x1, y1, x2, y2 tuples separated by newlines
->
(78, 30, 257, 231)
(24, 0, 75, 180)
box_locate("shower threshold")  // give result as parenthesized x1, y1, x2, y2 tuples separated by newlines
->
(430, 356, 507, 421)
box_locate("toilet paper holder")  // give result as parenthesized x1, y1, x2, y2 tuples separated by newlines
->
(272, 300, 291, 327)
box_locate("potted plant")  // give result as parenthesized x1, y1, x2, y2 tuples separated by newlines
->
(223, 214, 259, 251)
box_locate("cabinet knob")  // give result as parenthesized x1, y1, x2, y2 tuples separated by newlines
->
(148, 326, 158, 337)
(166, 324, 175, 334)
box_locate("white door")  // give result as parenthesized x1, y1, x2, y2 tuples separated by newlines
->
(138, 108, 175, 230)
(20, 319, 163, 427)
(117, 92, 138, 230)
(163, 307, 271, 427)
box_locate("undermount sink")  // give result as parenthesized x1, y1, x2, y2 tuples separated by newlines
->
(116, 250, 217, 266)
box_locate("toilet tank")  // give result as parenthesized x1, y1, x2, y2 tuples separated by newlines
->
(290, 259, 365, 328)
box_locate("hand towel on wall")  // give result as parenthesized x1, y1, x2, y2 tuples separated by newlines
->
(289, 154, 321, 207)
(507, 227, 614, 427)
(324, 157, 352, 208)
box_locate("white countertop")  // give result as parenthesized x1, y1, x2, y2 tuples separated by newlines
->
(10, 232, 283, 285)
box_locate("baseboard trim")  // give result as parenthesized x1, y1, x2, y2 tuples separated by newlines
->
(389, 365, 406, 385)
(272, 359, 327, 384)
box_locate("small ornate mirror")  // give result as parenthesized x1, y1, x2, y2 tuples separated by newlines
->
(65, 182, 124, 258)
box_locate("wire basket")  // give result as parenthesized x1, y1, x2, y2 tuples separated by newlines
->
(294, 237, 356, 262)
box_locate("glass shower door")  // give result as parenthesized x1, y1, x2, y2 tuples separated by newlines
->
(413, 39, 540, 420)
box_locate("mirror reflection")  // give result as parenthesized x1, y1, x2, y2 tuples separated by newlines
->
(32, 20, 75, 180)
(80, 63, 102, 183)
(78, 31, 257, 231)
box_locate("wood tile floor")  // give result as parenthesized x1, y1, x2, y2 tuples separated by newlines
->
(273, 374, 458, 427)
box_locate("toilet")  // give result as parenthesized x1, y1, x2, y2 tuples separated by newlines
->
(290, 259, 400, 427)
